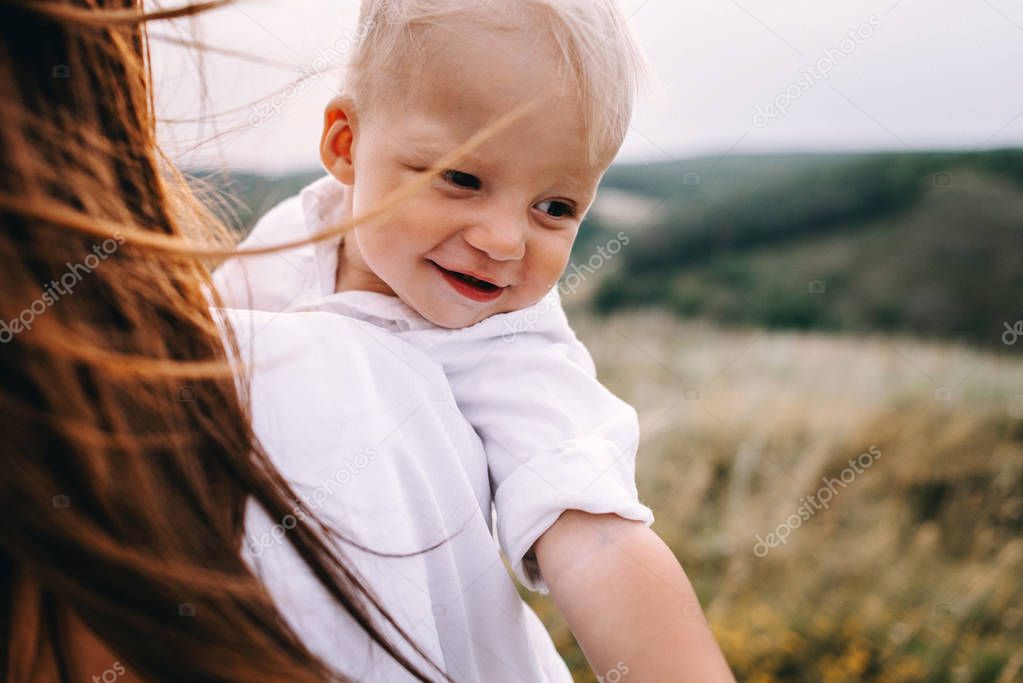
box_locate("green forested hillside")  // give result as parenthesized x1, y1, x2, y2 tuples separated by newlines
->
(587, 150, 1023, 347)
(190, 169, 322, 232)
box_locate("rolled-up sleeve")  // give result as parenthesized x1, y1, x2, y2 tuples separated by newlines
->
(416, 291, 654, 593)
(494, 420, 655, 593)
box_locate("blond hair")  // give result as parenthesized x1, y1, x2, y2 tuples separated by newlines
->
(345, 0, 646, 165)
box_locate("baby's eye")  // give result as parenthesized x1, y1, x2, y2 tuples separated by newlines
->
(535, 199, 576, 219)
(440, 169, 481, 190)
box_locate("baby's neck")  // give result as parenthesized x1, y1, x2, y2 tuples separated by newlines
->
(335, 235, 397, 297)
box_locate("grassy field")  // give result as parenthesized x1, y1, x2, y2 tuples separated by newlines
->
(523, 310, 1023, 683)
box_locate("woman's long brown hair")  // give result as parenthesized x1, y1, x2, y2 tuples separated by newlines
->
(0, 1, 534, 681)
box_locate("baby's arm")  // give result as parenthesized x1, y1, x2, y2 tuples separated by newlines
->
(535, 510, 735, 681)
(419, 292, 734, 679)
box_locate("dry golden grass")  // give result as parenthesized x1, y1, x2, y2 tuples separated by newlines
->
(523, 310, 1023, 683)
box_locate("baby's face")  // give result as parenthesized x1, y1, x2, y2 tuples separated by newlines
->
(323, 27, 610, 328)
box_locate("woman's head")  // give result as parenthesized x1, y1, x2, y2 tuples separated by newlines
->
(0, 2, 445, 681)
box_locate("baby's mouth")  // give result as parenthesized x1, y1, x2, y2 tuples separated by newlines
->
(431, 262, 501, 292)
(429, 260, 507, 303)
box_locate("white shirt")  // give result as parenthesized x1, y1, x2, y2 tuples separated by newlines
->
(224, 307, 570, 681)
(215, 175, 653, 592)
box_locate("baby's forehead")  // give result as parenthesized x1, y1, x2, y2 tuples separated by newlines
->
(408, 34, 587, 129)
(409, 26, 571, 105)
(347, 0, 637, 168)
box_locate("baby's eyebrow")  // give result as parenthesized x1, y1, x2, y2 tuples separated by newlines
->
(542, 170, 601, 197)
(404, 138, 483, 166)
(400, 130, 467, 158)
(402, 136, 597, 194)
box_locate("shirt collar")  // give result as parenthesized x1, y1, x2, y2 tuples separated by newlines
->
(299, 175, 347, 299)
(297, 175, 430, 331)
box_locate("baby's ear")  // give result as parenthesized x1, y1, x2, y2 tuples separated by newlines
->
(320, 97, 357, 184)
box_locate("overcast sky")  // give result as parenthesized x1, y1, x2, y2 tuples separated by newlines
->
(153, 0, 1023, 173)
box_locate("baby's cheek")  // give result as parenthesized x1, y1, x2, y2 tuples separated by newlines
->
(535, 235, 574, 282)
(515, 265, 562, 308)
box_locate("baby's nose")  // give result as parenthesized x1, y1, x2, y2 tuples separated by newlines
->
(463, 216, 526, 261)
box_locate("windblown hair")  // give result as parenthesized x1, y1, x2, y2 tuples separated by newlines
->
(346, 0, 646, 164)
(0, 1, 463, 681)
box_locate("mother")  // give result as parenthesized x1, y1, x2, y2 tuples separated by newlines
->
(0, 1, 732, 682)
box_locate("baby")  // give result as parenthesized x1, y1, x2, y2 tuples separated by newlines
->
(215, 0, 653, 592)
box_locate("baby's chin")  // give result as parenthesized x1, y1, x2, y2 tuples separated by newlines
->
(416, 305, 493, 330)
(407, 295, 509, 330)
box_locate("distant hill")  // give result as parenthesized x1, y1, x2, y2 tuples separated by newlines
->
(188, 169, 323, 232)
(192, 149, 1023, 348)
(588, 150, 1023, 348)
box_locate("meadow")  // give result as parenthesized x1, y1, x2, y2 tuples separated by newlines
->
(524, 310, 1023, 683)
